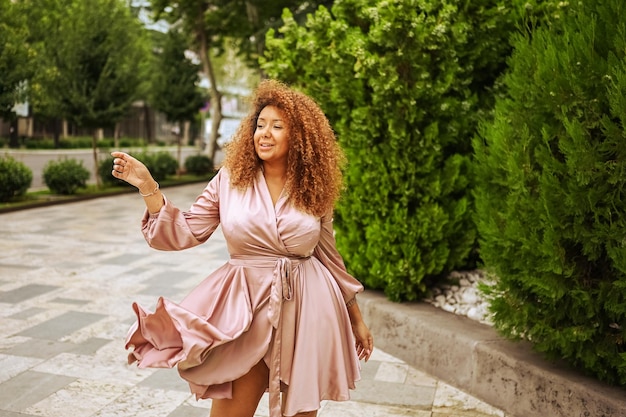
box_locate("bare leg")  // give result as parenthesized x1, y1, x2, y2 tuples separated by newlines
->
(209, 360, 269, 417)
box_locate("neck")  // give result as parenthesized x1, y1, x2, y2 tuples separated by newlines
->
(262, 161, 287, 181)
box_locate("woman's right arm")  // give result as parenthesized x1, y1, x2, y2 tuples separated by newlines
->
(111, 151, 164, 213)
(111, 151, 221, 250)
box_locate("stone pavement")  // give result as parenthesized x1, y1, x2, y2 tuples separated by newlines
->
(0, 183, 506, 417)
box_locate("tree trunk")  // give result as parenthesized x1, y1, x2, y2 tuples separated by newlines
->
(92, 130, 101, 188)
(176, 122, 182, 177)
(183, 120, 190, 145)
(8, 117, 18, 148)
(53, 118, 61, 149)
(196, 19, 222, 162)
(114, 122, 120, 149)
(143, 102, 153, 144)
(246, 1, 266, 79)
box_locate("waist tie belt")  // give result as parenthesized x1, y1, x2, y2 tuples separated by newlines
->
(228, 255, 311, 417)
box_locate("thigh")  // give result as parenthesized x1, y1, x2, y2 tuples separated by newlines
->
(209, 360, 269, 417)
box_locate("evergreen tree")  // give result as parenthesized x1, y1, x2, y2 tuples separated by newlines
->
(263, 0, 538, 300)
(473, 0, 626, 384)
(0, 0, 32, 146)
(28, 0, 149, 185)
(150, 29, 204, 131)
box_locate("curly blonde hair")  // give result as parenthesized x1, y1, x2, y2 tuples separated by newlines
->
(223, 79, 345, 217)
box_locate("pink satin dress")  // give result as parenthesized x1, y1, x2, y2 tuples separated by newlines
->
(125, 168, 363, 417)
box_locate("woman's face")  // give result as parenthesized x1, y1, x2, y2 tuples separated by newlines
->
(254, 105, 289, 166)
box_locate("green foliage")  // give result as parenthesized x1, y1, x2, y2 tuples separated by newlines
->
(97, 156, 133, 187)
(150, 29, 204, 124)
(28, 0, 149, 129)
(43, 158, 90, 195)
(262, 0, 535, 301)
(473, 0, 626, 384)
(0, 155, 32, 202)
(22, 136, 145, 150)
(0, 0, 32, 119)
(135, 151, 178, 182)
(149, 0, 338, 68)
(184, 154, 214, 175)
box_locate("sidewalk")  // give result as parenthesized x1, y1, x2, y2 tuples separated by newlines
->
(0, 183, 505, 417)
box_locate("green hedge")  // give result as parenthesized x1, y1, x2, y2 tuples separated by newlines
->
(134, 151, 178, 183)
(0, 156, 32, 202)
(97, 155, 134, 188)
(473, 0, 626, 384)
(22, 136, 147, 149)
(262, 0, 540, 301)
(99, 151, 183, 187)
(184, 154, 213, 176)
(43, 158, 90, 195)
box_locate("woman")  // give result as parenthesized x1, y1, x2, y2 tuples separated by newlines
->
(112, 79, 373, 417)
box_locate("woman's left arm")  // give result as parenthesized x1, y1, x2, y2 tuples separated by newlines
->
(313, 212, 374, 361)
(346, 298, 374, 361)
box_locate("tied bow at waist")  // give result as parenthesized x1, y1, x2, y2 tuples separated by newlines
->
(228, 255, 311, 417)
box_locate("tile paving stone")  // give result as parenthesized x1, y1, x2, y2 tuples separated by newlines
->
(0, 411, 39, 417)
(167, 404, 212, 417)
(0, 284, 59, 303)
(23, 379, 131, 417)
(1, 339, 76, 359)
(0, 263, 35, 271)
(69, 337, 112, 355)
(107, 253, 147, 266)
(0, 371, 77, 412)
(7, 306, 47, 320)
(91, 386, 191, 417)
(50, 297, 90, 305)
(0, 183, 507, 417)
(0, 354, 44, 384)
(138, 368, 191, 392)
(375, 361, 410, 383)
(16, 311, 106, 340)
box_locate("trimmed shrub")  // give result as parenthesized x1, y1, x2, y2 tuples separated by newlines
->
(473, 1, 626, 384)
(136, 151, 178, 182)
(262, 0, 541, 301)
(184, 154, 213, 175)
(43, 158, 90, 195)
(97, 155, 133, 187)
(0, 156, 32, 202)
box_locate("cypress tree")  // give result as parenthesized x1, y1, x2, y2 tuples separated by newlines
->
(473, 0, 626, 383)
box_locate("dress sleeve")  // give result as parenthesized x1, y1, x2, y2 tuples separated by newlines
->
(141, 169, 223, 251)
(313, 212, 364, 303)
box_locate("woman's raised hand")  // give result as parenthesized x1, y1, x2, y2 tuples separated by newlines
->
(111, 151, 156, 193)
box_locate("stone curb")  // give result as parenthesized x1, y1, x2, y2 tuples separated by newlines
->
(358, 290, 626, 417)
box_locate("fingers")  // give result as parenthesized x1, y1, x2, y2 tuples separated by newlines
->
(110, 151, 128, 158)
(111, 153, 128, 178)
(355, 338, 374, 362)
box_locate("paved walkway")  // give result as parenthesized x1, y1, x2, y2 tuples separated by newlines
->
(0, 183, 506, 417)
